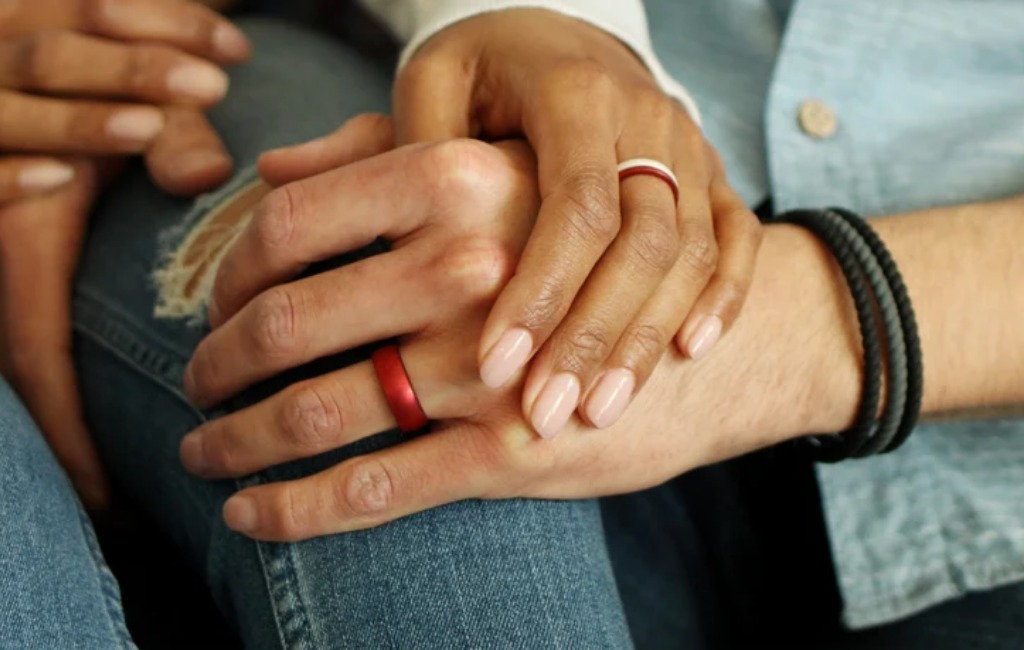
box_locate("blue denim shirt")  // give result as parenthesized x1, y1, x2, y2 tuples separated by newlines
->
(645, 0, 1024, 629)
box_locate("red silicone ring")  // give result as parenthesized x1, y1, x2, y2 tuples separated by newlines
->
(372, 344, 428, 432)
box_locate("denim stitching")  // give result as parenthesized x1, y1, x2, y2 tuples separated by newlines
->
(76, 505, 137, 649)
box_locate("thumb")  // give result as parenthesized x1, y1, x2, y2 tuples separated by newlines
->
(392, 55, 474, 144)
(0, 161, 110, 509)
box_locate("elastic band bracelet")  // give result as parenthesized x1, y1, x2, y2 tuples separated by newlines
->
(773, 210, 884, 461)
(828, 208, 923, 453)
(771, 208, 923, 461)
(818, 210, 907, 457)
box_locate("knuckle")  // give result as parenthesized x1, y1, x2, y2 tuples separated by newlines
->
(560, 320, 613, 368)
(250, 289, 301, 360)
(633, 87, 676, 128)
(279, 384, 344, 451)
(123, 45, 167, 96)
(425, 138, 502, 199)
(437, 236, 515, 300)
(337, 459, 394, 517)
(560, 174, 620, 244)
(202, 426, 243, 474)
(518, 277, 567, 331)
(548, 60, 614, 100)
(253, 184, 302, 252)
(679, 230, 719, 279)
(17, 31, 64, 88)
(629, 213, 680, 273)
(269, 488, 311, 540)
(624, 322, 668, 368)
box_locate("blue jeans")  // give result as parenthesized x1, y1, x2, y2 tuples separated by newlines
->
(3, 16, 1024, 650)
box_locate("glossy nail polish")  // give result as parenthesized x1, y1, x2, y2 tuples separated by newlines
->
(686, 315, 723, 361)
(584, 369, 636, 428)
(166, 63, 229, 102)
(530, 372, 581, 439)
(480, 328, 533, 388)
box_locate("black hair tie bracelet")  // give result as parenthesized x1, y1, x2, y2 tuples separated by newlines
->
(769, 208, 923, 462)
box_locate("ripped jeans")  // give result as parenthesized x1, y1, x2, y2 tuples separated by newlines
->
(5, 15, 1024, 650)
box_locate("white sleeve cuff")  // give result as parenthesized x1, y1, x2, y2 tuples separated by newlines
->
(357, 0, 701, 126)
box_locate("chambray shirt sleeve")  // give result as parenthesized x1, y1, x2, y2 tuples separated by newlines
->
(354, 0, 701, 124)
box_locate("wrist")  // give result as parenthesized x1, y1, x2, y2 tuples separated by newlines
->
(673, 224, 863, 466)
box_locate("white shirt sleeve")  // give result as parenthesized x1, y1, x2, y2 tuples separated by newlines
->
(355, 0, 700, 125)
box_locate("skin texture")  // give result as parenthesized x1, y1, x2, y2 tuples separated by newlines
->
(181, 117, 1024, 542)
(387, 9, 763, 435)
(0, 0, 249, 507)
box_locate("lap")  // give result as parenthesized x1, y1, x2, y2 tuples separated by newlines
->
(73, 18, 630, 649)
(0, 376, 132, 649)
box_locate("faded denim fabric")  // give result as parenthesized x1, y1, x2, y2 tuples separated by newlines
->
(0, 376, 134, 649)
(645, 0, 1024, 628)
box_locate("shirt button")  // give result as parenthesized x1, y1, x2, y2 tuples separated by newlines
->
(798, 99, 838, 139)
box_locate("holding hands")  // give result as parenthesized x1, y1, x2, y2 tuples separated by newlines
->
(393, 9, 762, 434)
(0, 0, 249, 506)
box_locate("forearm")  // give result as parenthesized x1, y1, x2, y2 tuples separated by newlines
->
(674, 196, 1024, 462)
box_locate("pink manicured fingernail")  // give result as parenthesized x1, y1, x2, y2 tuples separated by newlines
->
(213, 23, 251, 60)
(686, 315, 723, 361)
(179, 432, 207, 474)
(480, 328, 533, 388)
(224, 495, 258, 533)
(18, 161, 74, 191)
(166, 63, 229, 102)
(530, 373, 581, 439)
(584, 369, 635, 429)
(105, 108, 165, 144)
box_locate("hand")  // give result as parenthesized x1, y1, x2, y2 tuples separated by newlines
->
(391, 9, 762, 435)
(0, 159, 109, 506)
(179, 122, 859, 541)
(0, 0, 249, 507)
(0, 0, 249, 198)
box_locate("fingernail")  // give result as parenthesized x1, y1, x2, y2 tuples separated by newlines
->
(179, 432, 207, 475)
(166, 63, 229, 102)
(105, 108, 165, 144)
(18, 161, 74, 191)
(213, 23, 251, 60)
(530, 372, 581, 439)
(224, 495, 258, 533)
(686, 315, 723, 361)
(480, 328, 533, 388)
(584, 369, 636, 429)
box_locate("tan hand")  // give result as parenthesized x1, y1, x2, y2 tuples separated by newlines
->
(179, 119, 849, 542)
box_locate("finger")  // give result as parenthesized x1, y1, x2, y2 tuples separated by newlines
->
(220, 425, 497, 541)
(209, 143, 440, 328)
(0, 161, 110, 508)
(186, 245, 444, 407)
(477, 90, 621, 392)
(0, 156, 75, 201)
(392, 53, 474, 144)
(0, 89, 164, 153)
(257, 113, 395, 187)
(519, 101, 693, 437)
(145, 107, 231, 196)
(676, 169, 763, 359)
(0, 31, 228, 105)
(12, 0, 252, 64)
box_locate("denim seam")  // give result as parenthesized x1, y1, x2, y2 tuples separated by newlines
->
(72, 309, 195, 412)
(526, 503, 563, 650)
(256, 539, 317, 650)
(76, 506, 138, 649)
